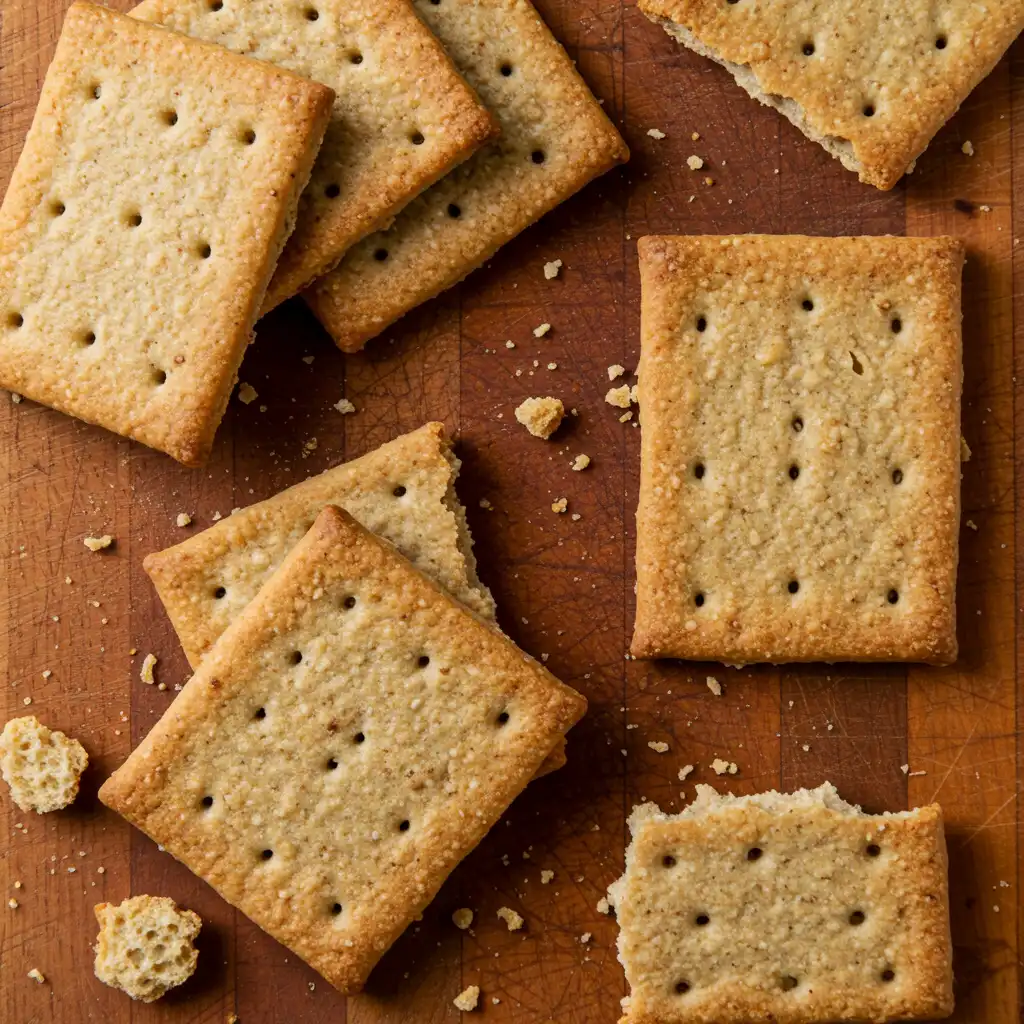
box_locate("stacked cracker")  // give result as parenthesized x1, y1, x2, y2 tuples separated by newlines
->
(101, 423, 584, 991)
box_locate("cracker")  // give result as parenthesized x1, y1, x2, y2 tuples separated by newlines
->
(0, 2, 333, 465)
(144, 422, 495, 668)
(638, 0, 1024, 190)
(131, 0, 496, 313)
(94, 895, 201, 1003)
(100, 505, 587, 994)
(632, 235, 963, 665)
(304, 0, 629, 351)
(0, 715, 88, 813)
(609, 784, 953, 1024)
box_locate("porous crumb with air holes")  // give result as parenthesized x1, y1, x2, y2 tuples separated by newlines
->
(1, 715, 88, 813)
(334, 398, 356, 415)
(237, 382, 257, 405)
(647, 128, 666, 139)
(544, 259, 562, 279)
(533, 322, 551, 338)
(497, 906, 524, 931)
(454, 985, 480, 1011)
(515, 396, 564, 439)
(452, 907, 473, 930)
(140, 654, 158, 686)
(572, 454, 590, 471)
(687, 154, 704, 170)
(84, 535, 113, 552)
(605, 385, 632, 409)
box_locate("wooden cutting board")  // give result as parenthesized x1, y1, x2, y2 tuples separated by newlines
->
(1, 1, 1021, 1021)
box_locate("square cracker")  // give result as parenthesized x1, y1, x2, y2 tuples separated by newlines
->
(131, 0, 497, 313)
(100, 505, 587, 994)
(609, 784, 954, 1024)
(304, 0, 629, 352)
(0, 2, 333, 466)
(144, 422, 495, 668)
(633, 235, 963, 665)
(638, 0, 1024, 189)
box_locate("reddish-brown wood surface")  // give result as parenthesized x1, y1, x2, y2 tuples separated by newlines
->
(1, 1, 1023, 1021)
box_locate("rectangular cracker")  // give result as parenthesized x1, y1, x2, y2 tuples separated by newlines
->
(0, 2, 333, 465)
(100, 505, 587, 994)
(633, 235, 963, 665)
(131, 0, 497, 313)
(638, 0, 1024, 189)
(304, 0, 629, 352)
(609, 784, 954, 1024)
(144, 422, 495, 667)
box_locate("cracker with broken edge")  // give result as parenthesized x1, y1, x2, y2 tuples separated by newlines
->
(100, 505, 587, 994)
(638, 0, 1024, 189)
(304, 0, 629, 351)
(633, 235, 962, 665)
(0, 2, 333, 465)
(608, 783, 953, 1024)
(131, 0, 497, 312)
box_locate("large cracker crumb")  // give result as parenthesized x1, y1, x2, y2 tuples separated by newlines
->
(452, 907, 474, 930)
(515, 396, 564, 439)
(175, 512, 192, 528)
(607, 364, 626, 380)
(1, 716, 88, 813)
(497, 906, 524, 931)
(706, 676, 722, 696)
(572, 454, 591, 471)
(711, 758, 738, 775)
(605, 385, 632, 409)
(454, 985, 480, 1011)
(27, 967, 45, 984)
(543, 259, 562, 280)
(648, 740, 669, 754)
(84, 535, 113, 552)
(140, 654, 158, 686)
(237, 382, 258, 405)
(533, 322, 551, 338)
(333, 398, 356, 415)
(687, 154, 704, 170)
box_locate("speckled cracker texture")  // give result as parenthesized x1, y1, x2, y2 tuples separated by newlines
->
(609, 784, 953, 1024)
(101, 505, 587, 994)
(132, 0, 496, 312)
(633, 235, 963, 665)
(0, 2, 332, 466)
(144, 422, 495, 667)
(638, 0, 1024, 189)
(304, 0, 629, 352)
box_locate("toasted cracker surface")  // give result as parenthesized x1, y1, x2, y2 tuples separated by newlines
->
(633, 235, 963, 665)
(0, 2, 332, 465)
(132, 0, 496, 312)
(144, 422, 494, 667)
(101, 505, 587, 993)
(304, 0, 628, 351)
(639, 0, 1024, 189)
(610, 784, 953, 1024)
(94, 895, 201, 1003)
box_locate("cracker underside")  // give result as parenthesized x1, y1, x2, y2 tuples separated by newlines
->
(101, 506, 587, 994)
(639, 0, 1024, 189)
(0, 2, 332, 465)
(131, 0, 496, 313)
(143, 422, 495, 668)
(304, 0, 629, 352)
(610, 784, 953, 1024)
(633, 235, 963, 664)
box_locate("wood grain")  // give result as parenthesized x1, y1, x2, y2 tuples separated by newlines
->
(0, 1, 1022, 1021)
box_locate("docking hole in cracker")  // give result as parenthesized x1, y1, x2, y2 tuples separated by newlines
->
(101, 505, 587, 994)
(632, 235, 963, 665)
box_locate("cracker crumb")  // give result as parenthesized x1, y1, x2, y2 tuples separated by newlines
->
(605, 384, 632, 409)
(497, 906, 524, 931)
(505, 340, 515, 349)
(703, 176, 714, 186)
(479, 498, 493, 511)
(454, 985, 480, 1012)
(175, 512, 192, 528)
(140, 653, 158, 686)
(22, 697, 32, 706)
(711, 758, 737, 775)
(962, 140, 974, 156)
(980, 204, 992, 212)
(596, 897, 611, 915)
(580, 932, 592, 943)
(647, 128, 666, 139)
(706, 676, 722, 696)
(515, 396, 564, 439)
(547, 362, 558, 370)
(27, 968, 45, 984)
(543, 259, 562, 280)
(540, 869, 555, 884)
(961, 436, 971, 461)
(533, 322, 551, 338)
(452, 907, 474, 930)
(691, 131, 700, 141)
(8, 898, 18, 909)
(301, 437, 318, 458)
(619, 411, 633, 423)
(551, 498, 568, 514)
(333, 398, 356, 415)
(302, 355, 315, 365)
(966, 519, 978, 531)
(571, 513, 581, 521)
(84, 535, 113, 552)
(678, 764, 694, 781)
(648, 740, 669, 753)
(607, 364, 625, 380)
(11, 392, 23, 403)
(686, 154, 704, 170)
(237, 382, 258, 405)
(572, 454, 591, 471)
